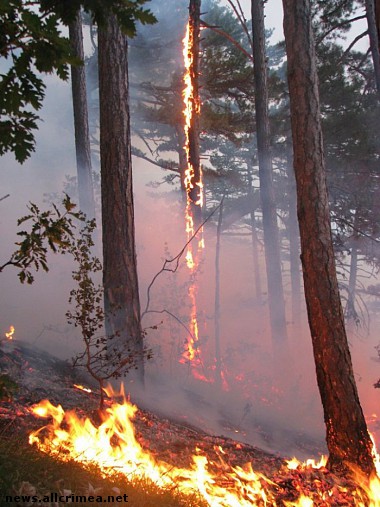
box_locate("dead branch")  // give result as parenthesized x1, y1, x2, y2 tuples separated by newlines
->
(201, 20, 253, 62)
(225, 0, 253, 51)
(0, 194, 10, 202)
(316, 15, 367, 46)
(132, 148, 181, 174)
(141, 198, 225, 321)
(340, 30, 369, 62)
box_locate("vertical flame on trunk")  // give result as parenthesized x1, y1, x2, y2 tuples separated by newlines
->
(181, 20, 205, 373)
(5, 325, 15, 340)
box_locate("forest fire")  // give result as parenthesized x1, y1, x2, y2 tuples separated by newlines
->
(5, 325, 15, 340)
(28, 386, 380, 506)
(73, 383, 92, 393)
(181, 15, 206, 376)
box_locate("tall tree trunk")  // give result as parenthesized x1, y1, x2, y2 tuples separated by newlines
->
(346, 211, 360, 325)
(186, 0, 202, 225)
(98, 14, 144, 383)
(248, 166, 262, 301)
(282, 0, 375, 475)
(214, 198, 224, 388)
(366, 0, 380, 94)
(251, 0, 288, 352)
(175, 124, 187, 193)
(69, 10, 95, 219)
(286, 149, 301, 324)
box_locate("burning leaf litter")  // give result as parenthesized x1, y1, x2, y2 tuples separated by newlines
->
(5, 325, 15, 340)
(28, 385, 380, 506)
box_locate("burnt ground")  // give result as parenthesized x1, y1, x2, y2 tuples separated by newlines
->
(0, 340, 375, 505)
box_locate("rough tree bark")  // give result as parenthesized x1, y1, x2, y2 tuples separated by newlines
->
(366, 0, 380, 93)
(282, 0, 375, 475)
(98, 14, 144, 383)
(69, 10, 95, 219)
(251, 0, 288, 351)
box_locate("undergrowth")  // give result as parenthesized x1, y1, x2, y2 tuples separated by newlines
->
(0, 433, 207, 507)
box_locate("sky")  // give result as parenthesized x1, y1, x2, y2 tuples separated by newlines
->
(221, 0, 368, 49)
(221, 0, 284, 42)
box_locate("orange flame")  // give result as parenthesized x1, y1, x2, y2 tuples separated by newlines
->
(29, 387, 278, 505)
(29, 388, 380, 506)
(181, 20, 206, 376)
(5, 325, 15, 340)
(73, 384, 92, 393)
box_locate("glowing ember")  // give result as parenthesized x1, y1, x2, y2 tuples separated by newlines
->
(73, 384, 92, 393)
(28, 387, 380, 506)
(286, 455, 328, 471)
(5, 325, 15, 340)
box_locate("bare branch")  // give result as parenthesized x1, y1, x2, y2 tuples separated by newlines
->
(201, 20, 253, 61)
(141, 198, 225, 320)
(340, 30, 369, 62)
(0, 194, 10, 202)
(316, 15, 367, 46)
(225, 0, 253, 51)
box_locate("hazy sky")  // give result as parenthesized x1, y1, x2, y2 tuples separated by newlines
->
(221, 0, 368, 49)
(221, 0, 284, 42)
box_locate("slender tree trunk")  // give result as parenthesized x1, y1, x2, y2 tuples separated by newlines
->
(186, 0, 202, 225)
(251, 0, 288, 352)
(69, 10, 95, 219)
(282, 0, 375, 475)
(366, 0, 380, 94)
(346, 212, 360, 324)
(286, 149, 301, 324)
(248, 166, 262, 301)
(346, 243, 358, 322)
(214, 198, 224, 387)
(98, 14, 144, 383)
(175, 124, 187, 193)
(376, 0, 380, 47)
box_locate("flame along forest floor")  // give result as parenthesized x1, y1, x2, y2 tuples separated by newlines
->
(0, 341, 376, 506)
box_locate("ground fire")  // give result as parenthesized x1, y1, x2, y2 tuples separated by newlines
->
(5, 325, 15, 340)
(28, 385, 380, 506)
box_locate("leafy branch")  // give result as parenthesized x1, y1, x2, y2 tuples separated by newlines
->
(0, 195, 84, 284)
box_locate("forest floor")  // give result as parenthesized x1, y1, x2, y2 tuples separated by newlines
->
(0, 341, 375, 506)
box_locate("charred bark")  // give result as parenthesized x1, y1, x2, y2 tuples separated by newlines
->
(251, 0, 288, 350)
(282, 0, 375, 475)
(69, 10, 95, 219)
(98, 14, 144, 384)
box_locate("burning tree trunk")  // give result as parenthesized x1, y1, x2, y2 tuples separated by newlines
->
(184, 0, 203, 226)
(282, 0, 376, 475)
(98, 14, 144, 383)
(251, 0, 289, 353)
(69, 9, 95, 219)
